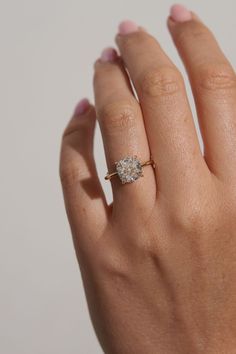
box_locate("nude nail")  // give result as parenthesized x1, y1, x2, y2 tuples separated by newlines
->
(170, 4, 192, 22)
(100, 47, 117, 62)
(74, 98, 90, 116)
(118, 20, 139, 35)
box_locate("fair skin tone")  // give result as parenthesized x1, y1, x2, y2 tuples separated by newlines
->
(60, 4, 236, 354)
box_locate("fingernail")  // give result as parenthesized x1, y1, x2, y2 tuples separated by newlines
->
(100, 47, 117, 62)
(170, 4, 192, 22)
(139, 26, 148, 33)
(118, 20, 139, 35)
(74, 98, 90, 116)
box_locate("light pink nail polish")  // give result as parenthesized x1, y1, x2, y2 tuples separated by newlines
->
(170, 4, 192, 22)
(74, 98, 90, 116)
(100, 47, 117, 62)
(118, 20, 139, 35)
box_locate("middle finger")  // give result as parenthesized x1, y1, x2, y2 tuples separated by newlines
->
(116, 22, 208, 195)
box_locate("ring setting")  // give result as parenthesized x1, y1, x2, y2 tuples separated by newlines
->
(105, 156, 155, 184)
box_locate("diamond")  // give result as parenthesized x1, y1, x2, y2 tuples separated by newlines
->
(115, 156, 143, 184)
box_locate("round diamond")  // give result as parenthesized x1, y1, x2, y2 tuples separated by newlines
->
(116, 156, 143, 184)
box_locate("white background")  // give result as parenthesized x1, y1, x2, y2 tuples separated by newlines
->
(1, 0, 235, 353)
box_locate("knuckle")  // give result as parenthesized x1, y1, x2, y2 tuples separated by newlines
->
(120, 30, 154, 51)
(59, 162, 83, 190)
(134, 233, 160, 261)
(129, 230, 154, 255)
(94, 66, 112, 83)
(175, 22, 210, 45)
(98, 101, 137, 131)
(62, 126, 79, 139)
(140, 66, 182, 98)
(188, 26, 209, 40)
(170, 201, 211, 234)
(95, 245, 130, 282)
(197, 64, 236, 92)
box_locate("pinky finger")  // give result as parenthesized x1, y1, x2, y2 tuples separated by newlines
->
(60, 99, 108, 253)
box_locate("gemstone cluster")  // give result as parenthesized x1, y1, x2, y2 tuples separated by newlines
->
(116, 156, 143, 184)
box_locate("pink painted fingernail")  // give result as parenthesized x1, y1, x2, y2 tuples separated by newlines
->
(170, 4, 192, 22)
(100, 47, 118, 62)
(118, 20, 139, 35)
(74, 98, 90, 116)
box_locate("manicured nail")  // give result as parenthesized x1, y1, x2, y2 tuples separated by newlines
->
(100, 47, 117, 62)
(139, 26, 148, 33)
(118, 20, 139, 35)
(74, 98, 90, 116)
(170, 4, 192, 22)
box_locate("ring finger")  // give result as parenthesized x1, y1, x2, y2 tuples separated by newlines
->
(93, 48, 156, 210)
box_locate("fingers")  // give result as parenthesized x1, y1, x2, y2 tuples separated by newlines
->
(60, 99, 108, 249)
(115, 21, 206, 196)
(168, 5, 236, 179)
(93, 48, 156, 210)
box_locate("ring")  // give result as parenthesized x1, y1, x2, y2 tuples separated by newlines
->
(105, 156, 155, 184)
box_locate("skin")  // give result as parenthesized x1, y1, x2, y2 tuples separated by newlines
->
(60, 8, 236, 354)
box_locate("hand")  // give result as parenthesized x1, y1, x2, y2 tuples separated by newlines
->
(60, 5, 236, 354)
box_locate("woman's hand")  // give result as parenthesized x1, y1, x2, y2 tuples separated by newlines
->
(60, 5, 236, 354)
